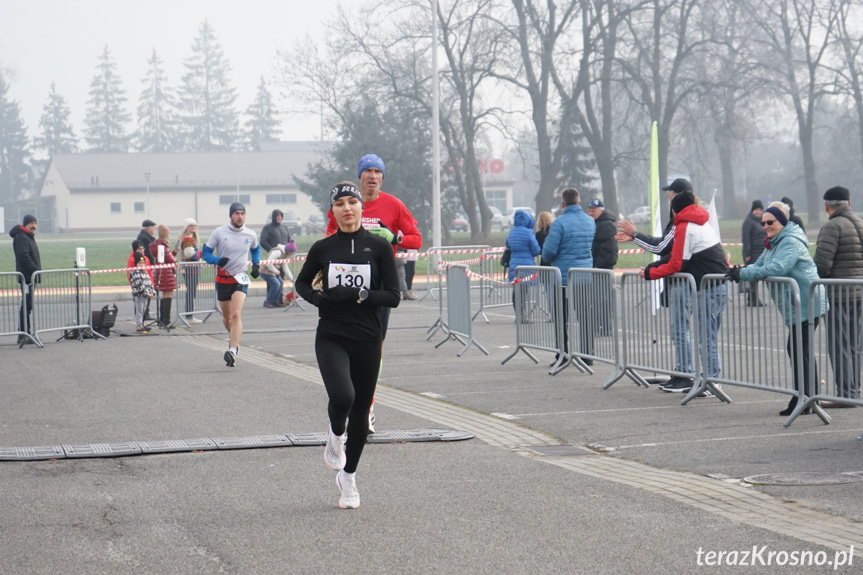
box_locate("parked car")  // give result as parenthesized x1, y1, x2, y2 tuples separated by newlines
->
(488, 206, 508, 231)
(451, 214, 469, 232)
(505, 206, 536, 229)
(305, 212, 327, 235)
(628, 206, 651, 224)
(281, 211, 303, 236)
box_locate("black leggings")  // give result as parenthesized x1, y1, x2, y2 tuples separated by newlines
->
(315, 332, 382, 473)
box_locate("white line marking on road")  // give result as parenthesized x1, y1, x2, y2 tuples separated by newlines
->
(612, 427, 863, 450)
(513, 400, 780, 417)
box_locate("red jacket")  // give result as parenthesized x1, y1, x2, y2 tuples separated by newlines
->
(326, 191, 421, 254)
(149, 239, 177, 292)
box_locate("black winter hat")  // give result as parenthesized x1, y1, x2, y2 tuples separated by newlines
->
(671, 191, 696, 214)
(22, 214, 37, 226)
(824, 186, 850, 201)
(751, 200, 764, 212)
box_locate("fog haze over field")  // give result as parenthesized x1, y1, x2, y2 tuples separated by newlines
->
(0, 0, 343, 152)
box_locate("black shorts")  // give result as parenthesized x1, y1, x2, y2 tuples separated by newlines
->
(216, 282, 248, 302)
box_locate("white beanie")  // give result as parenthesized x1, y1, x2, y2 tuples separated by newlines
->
(183, 218, 197, 227)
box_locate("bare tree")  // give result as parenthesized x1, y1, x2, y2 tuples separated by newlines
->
(617, 0, 708, 198)
(278, 0, 507, 242)
(492, 0, 581, 213)
(831, 0, 863, 173)
(743, 0, 839, 223)
(684, 0, 765, 217)
(560, 0, 650, 216)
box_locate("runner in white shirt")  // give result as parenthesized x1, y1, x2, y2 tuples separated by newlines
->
(202, 202, 261, 367)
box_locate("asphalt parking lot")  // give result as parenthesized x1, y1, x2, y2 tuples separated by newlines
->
(1, 286, 862, 574)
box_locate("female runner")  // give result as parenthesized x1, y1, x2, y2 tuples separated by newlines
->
(295, 182, 400, 509)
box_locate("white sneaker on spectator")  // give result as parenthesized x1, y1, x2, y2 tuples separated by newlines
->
(187, 317, 203, 324)
(323, 426, 346, 471)
(337, 470, 360, 509)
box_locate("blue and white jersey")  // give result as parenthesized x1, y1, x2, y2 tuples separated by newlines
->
(204, 223, 260, 278)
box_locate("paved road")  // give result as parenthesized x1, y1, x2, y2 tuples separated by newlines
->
(1, 288, 862, 574)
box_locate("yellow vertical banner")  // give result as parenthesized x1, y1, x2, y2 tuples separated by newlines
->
(649, 121, 662, 313)
(649, 121, 661, 249)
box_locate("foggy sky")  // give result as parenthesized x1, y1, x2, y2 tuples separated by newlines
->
(0, 0, 344, 152)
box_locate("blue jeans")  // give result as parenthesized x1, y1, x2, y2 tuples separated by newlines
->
(263, 274, 283, 304)
(668, 282, 727, 377)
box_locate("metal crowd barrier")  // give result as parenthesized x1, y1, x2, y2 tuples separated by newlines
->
(434, 264, 488, 356)
(30, 268, 104, 345)
(562, 268, 620, 382)
(0, 272, 40, 347)
(425, 245, 490, 339)
(609, 272, 706, 391)
(699, 275, 828, 424)
(283, 254, 307, 311)
(473, 250, 512, 322)
(173, 262, 220, 327)
(501, 266, 566, 373)
(807, 279, 863, 413)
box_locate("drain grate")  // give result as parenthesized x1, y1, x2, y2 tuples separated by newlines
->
(524, 445, 597, 457)
(743, 472, 863, 486)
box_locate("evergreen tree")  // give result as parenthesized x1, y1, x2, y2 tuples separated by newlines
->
(134, 49, 179, 152)
(296, 98, 433, 234)
(0, 73, 32, 203)
(558, 125, 596, 198)
(243, 76, 281, 150)
(177, 20, 239, 151)
(34, 82, 78, 156)
(83, 45, 131, 152)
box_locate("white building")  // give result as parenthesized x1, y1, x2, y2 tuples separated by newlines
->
(38, 143, 332, 232)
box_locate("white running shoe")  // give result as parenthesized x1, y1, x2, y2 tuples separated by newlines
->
(187, 317, 203, 325)
(323, 426, 346, 471)
(337, 470, 360, 509)
(368, 404, 376, 434)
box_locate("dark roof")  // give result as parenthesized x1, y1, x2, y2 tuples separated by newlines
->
(51, 145, 335, 190)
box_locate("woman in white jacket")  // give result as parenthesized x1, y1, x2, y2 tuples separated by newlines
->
(261, 240, 296, 307)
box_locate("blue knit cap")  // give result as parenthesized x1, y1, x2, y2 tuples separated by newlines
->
(358, 154, 385, 179)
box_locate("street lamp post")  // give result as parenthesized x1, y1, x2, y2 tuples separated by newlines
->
(144, 172, 151, 219)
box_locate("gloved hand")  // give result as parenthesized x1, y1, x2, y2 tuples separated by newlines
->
(217, 257, 230, 268)
(368, 225, 395, 244)
(309, 291, 332, 308)
(327, 285, 361, 303)
(725, 266, 742, 283)
(250, 263, 260, 279)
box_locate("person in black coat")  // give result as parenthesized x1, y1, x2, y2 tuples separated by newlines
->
(587, 200, 618, 337)
(10, 214, 41, 340)
(260, 209, 292, 253)
(136, 219, 157, 265)
(781, 197, 805, 232)
(587, 199, 619, 270)
(741, 200, 767, 306)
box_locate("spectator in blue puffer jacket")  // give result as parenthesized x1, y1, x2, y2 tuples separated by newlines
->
(505, 209, 541, 283)
(542, 188, 596, 284)
(542, 188, 596, 365)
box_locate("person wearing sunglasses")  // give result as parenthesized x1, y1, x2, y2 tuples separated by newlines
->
(726, 201, 828, 416)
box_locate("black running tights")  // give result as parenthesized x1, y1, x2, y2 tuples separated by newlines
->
(315, 332, 381, 473)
